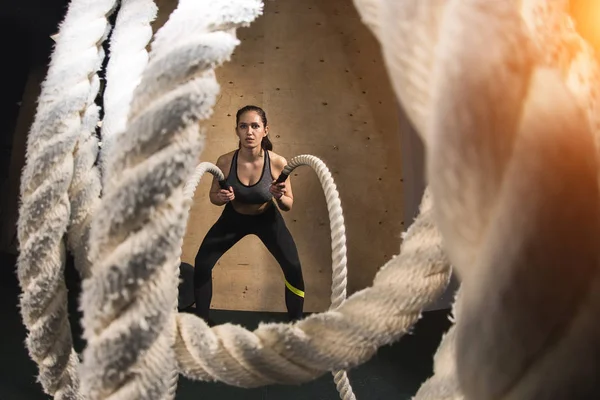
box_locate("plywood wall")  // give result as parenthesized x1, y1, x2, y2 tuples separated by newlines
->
(164, 0, 405, 313)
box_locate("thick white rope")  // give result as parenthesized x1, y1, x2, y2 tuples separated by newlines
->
(25, 0, 600, 398)
(66, 3, 116, 279)
(96, 2, 167, 397)
(173, 186, 451, 386)
(412, 291, 463, 400)
(409, 2, 600, 398)
(351, 0, 446, 141)
(15, 1, 117, 398)
(70, 0, 450, 394)
(350, 2, 600, 398)
(353, 1, 600, 398)
(279, 155, 354, 399)
(352, 0, 599, 149)
(426, 1, 600, 399)
(99, 0, 158, 181)
(182, 156, 357, 399)
(165, 161, 226, 400)
(78, 1, 264, 399)
(280, 156, 349, 312)
(183, 162, 225, 199)
(17, 1, 446, 396)
(180, 1, 600, 398)
(522, 0, 600, 151)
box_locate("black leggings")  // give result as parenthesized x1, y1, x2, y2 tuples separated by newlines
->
(194, 202, 305, 321)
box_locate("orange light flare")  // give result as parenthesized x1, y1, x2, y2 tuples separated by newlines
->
(570, 0, 600, 51)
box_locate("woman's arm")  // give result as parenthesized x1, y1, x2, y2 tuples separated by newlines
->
(271, 154, 294, 211)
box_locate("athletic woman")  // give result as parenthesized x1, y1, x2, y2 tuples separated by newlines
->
(193, 105, 305, 323)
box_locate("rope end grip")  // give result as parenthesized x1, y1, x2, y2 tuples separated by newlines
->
(218, 180, 230, 190)
(275, 172, 289, 184)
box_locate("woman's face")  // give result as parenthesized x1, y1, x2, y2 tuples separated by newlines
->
(236, 111, 268, 149)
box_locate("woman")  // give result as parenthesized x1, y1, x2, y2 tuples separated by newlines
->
(193, 105, 305, 324)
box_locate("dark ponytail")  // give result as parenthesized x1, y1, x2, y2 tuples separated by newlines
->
(236, 105, 274, 151)
(261, 135, 273, 151)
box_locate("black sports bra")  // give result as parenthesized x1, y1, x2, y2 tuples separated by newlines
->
(225, 150, 274, 204)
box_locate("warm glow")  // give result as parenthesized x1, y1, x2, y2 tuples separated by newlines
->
(570, 0, 600, 50)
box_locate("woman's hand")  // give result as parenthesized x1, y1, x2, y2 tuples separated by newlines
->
(270, 181, 286, 199)
(217, 187, 235, 203)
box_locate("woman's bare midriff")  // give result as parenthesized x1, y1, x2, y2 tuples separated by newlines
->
(230, 199, 273, 215)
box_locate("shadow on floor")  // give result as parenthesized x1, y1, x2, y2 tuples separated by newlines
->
(0, 252, 453, 400)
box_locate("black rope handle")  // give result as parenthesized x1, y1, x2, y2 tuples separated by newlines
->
(218, 180, 230, 190)
(274, 171, 290, 184)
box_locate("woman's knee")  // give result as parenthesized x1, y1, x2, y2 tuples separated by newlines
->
(193, 252, 216, 287)
(283, 263, 304, 289)
(193, 266, 212, 288)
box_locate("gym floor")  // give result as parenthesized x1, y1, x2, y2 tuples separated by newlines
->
(0, 252, 452, 400)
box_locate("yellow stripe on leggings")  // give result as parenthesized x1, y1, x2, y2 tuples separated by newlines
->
(285, 279, 305, 298)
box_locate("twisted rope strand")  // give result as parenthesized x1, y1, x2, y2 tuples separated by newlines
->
(348, 1, 600, 398)
(281, 155, 355, 400)
(174, 188, 451, 387)
(428, 0, 536, 272)
(522, 0, 600, 149)
(412, 291, 463, 400)
(351, 0, 446, 141)
(165, 161, 225, 400)
(79, 1, 263, 398)
(66, 6, 116, 279)
(282, 156, 348, 311)
(426, 1, 600, 399)
(23, 0, 600, 398)
(183, 162, 225, 199)
(16, 1, 118, 398)
(99, 0, 158, 179)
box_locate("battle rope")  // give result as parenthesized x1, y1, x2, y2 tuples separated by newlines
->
(16, 1, 116, 398)
(183, 157, 357, 399)
(67, 0, 451, 398)
(276, 155, 354, 398)
(21, 0, 600, 399)
(167, 161, 226, 400)
(173, 187, 450, 387)
(16, 1, 448, 397)
(171, 1, 600, 399)
(425, 1, 600, 399)
(351, 2, 600, 398)
(412, 289, 463, 400)
(78, 1, 264, 399)
(523, 0, 600, 148)
(184, 163, 225, 198)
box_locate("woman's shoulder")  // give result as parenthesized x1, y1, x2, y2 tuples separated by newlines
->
(215, 150, 237, 176)
(216, 150, 236, 166)
(267, 150, 287, 167)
